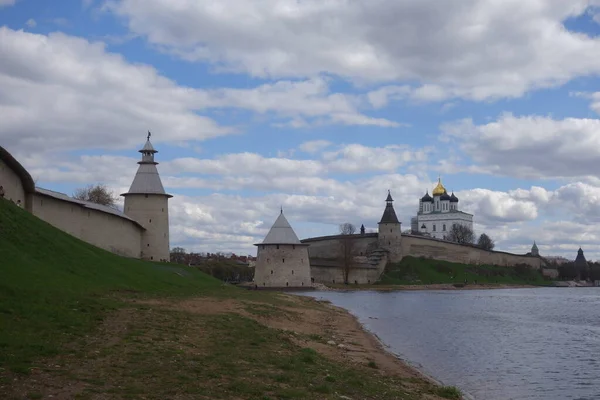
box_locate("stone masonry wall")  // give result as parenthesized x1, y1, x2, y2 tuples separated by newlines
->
(31, 193, 144, 258)
(401, 235, 541, 268)
(124, 194, 170, 262)
(0, 158, 26, 206)
(254, 244, 312, 288)
(301, 234, 378, 260)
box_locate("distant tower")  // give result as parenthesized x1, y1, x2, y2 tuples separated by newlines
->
(122, 132, 172, 262)
(575, 247, 589, 280)
(253, 210, 311, 288)
(360, 224, 365, 235)
(531, 241, 539, 257)
(378, 190, 402, 262)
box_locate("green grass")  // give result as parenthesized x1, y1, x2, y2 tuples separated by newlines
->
(379, 256, 548, 286)
(0, 198, 228, 372)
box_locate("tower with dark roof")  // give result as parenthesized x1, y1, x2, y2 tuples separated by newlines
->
(575, 247, 589, 280)
(122, 133, 172, 262)
(378, 190, 402, 262)
(531, 241, 539, 257)
(253, 210, 311, 288)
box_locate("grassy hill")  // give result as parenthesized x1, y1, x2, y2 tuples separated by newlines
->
(0, 199, 459, 399)
(0, 198, 223, 373)
(379, 256, 548, 286)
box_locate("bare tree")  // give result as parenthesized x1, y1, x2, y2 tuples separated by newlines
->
(477, 233, 495, 251)
(170, 247, 187, 264)
(446, 223, 475, 244)
(73, 184, 118, 208)
(338, 223, 357, 284)
(339, 223, 356, 235)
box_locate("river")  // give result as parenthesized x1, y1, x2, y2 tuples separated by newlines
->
(302, 288, 600, 400)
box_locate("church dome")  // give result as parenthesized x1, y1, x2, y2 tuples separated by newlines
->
(450, 192, 459, 203)
(421, 191, 433, 202)
(440, 191, 451, 201)
(432, 177, 446, 196)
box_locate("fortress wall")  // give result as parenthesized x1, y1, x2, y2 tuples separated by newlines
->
(310, 265, 382, 285)
(0, 158, 26, 206)
(302, 234, 378, 260)
(401, 235, 542, 268)
(31, 193, 143, 258)
(254, 244, 311, 287)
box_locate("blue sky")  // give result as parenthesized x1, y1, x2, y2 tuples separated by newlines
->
(3, 0, 600, 260)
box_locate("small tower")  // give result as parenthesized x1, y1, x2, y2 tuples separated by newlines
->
(122, 132, 172, 262)
(253, 210, 311, 288)
(575, 247, 589, 280)
(378, 190, 402, 262)
(360, 224, 365, 235)
(531, 241, 539, 257)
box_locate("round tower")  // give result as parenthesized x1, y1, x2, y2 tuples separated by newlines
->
(122, 132, 172, 262)
(378, 190, 402, 262)
(253, 209, 311, 288)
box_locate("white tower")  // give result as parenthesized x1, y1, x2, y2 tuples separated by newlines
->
(122, 132, 172, 262)
(253, 210, 311, 288)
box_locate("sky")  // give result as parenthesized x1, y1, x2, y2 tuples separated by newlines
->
(3, 1, 600, 260)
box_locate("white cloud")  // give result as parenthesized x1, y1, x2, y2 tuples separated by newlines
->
(0, 0, 16, 7)
(0, 28, 401, 155)
(0, 27, 232, 153)
(441, 113, 600, 180)
(298, 140, 332, 154)
(107, 0, 600, 101)
(25, 19, 36, 28)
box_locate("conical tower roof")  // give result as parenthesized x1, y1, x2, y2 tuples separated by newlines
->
(256, 210, 307, 246)
(122, 133, 172, 198)
(379, 190, 400, 224)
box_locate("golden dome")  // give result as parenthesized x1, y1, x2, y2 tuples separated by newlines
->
(432, 177, 446, 196)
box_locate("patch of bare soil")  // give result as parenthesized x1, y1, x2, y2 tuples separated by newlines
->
(2, 296, 453, 400)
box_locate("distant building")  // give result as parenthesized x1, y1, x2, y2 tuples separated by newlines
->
(410, 177, 473, 239)
(253, 210, 311, 288)
(575, 247, 589, 280)
(531, 241, 539, 257)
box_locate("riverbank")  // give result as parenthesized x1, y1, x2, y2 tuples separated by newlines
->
(2, 290, 462, 399)
(323, 283, 541, 291)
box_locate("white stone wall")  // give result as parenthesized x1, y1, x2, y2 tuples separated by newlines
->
(0, 158, 26, 206)
(417, 212, 473, 239)
(253, 244, 311, 287)
(123, 194, 170, 262)
(31, 193, 143, 258)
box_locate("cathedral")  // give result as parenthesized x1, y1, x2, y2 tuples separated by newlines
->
(410, 178, 473, 239)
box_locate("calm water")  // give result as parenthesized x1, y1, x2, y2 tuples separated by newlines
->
(302, 288, 600, 400)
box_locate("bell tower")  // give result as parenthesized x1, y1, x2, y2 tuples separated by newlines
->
(122, 132, 172, 262)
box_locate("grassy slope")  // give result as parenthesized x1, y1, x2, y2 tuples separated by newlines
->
(379, 255, 547, 286)
(0, 198, 223, 372)
(0, 200, 460, 399)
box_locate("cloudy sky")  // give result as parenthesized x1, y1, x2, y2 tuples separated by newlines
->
(3, 1, 600, 260)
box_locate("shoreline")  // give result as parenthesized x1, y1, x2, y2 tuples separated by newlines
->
(313, 297, 475, 400)
(319, 282, 543, 292)
(273, 293, 464, 398)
